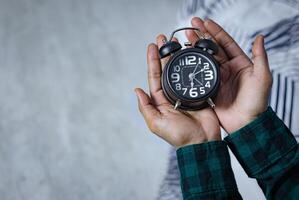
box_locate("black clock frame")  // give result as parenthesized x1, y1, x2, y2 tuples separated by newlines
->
(161, 48, 220, 110)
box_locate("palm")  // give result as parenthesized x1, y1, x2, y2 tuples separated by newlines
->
(135, 34, 221, 147)
(153, 103, 219, 147)
(186, 17, 272, 133)
(215, 55, 256, 132)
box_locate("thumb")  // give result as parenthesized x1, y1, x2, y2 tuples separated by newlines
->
(135, 88, 161, 132)
(252, 35, 271, 76)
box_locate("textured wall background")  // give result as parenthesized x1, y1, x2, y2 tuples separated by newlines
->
(0, 0, 180, 199)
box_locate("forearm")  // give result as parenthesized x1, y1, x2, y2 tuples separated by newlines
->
(177, 141, 242, 200)
(225, 107, 299, 199)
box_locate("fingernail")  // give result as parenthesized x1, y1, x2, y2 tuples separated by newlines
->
(191, 16, 198, 21)
(260, 35, 264, 43)
(186, 29, 192, 36)
(148, 44, 158, 59)
(134, 89, 140, 102)
(191, 17, 199, 24)
(156, 34, 167, 44)
(148, 43, 155, 51)
(134, 88, 139, 95)
(258, 35, 265, 49)
(204, 18, 212, 26)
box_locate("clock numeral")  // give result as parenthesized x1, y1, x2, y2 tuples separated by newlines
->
(186, 55, 196, 65)
(179, 58, 184, 66)
(205, 81, 211, 88)
(198, 57, 202, 64)
(179, 55, 197, 66)
(199, 87, 205, 94)
(174, 65, 180, 72)
(175, 83, 181, 90)
(204, 70, 213, 80)
(203, 62, 209, 70)
(171, 73, 180, 82)
(189, 88, 198, 97)
(182, 87, 188, 95)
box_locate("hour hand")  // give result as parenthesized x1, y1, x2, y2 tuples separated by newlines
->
(188, 73, 194, 88)
(191, 81, 194, 88)
(194, 77, 203, 86)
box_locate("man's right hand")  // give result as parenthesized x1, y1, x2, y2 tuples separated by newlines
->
(187, 17, 273, 133)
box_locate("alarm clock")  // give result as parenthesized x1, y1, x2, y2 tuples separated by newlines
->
(159, 27, 220, 110)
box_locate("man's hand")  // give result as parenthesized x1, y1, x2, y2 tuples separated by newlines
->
(186, 17, 272, 133)
(135, 35, 221, 148)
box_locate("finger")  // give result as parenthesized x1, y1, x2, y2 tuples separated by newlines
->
(204, 19, 249, 61)
(252, 35, 272, 80)
(172, 37, 179, 43)
(168, 36, 179, 60)
(162, 37, 179, 68)
(156, 34, 167, 49)
(190, 17, 229, 65)
(185, 17, 207, 45)
(135, 88, 161, 133)
(147, 44, 169, 105)
(185, 29, 199, 45)
(156, 34, 168, 68)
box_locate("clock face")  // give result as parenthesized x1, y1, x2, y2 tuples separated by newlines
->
(166, 50, 218, 100)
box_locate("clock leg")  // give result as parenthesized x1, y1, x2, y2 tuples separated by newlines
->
(207, 98, 215, 108)
(174, 99, 181, 110)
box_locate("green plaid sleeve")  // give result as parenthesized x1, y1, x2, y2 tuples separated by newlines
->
(225, 107, 299, 199)
(176, 141, 242, 200)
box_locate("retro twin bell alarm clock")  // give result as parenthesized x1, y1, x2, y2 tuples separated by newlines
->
(159, 27, 220, 111)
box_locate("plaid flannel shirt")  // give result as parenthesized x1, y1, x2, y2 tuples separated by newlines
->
(177, 107, 299, 200)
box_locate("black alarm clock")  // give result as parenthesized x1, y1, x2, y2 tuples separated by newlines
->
(159, 27, 220, 110)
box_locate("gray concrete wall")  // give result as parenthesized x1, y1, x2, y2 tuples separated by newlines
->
(0, 0, 180, 199)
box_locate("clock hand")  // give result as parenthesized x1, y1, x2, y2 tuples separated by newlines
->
(193, 77, 203, 86)
(189, 73, 195, 88)
(192, 61, 201, 74)
(193, 68, 205, 76)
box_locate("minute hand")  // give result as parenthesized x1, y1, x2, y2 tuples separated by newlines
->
(192, 60, 201, 74)
(193, 68, 205, 76)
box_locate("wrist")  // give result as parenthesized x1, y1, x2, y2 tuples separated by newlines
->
(177, 132, 221, 148)
(227, 107, 268, 134)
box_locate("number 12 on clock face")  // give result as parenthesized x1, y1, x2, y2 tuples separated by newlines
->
(179, 55, 201, 66)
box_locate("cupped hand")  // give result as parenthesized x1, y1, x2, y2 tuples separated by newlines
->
(186, 17, 272, 133)
(135, 35, 221, 148)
